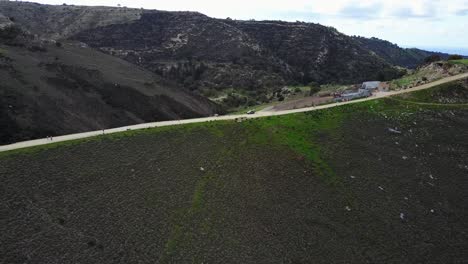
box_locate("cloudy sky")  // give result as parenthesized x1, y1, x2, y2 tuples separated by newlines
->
(28, 0, 468, 53)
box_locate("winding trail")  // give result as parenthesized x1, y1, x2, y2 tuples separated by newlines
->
(1, 73, 467, 152)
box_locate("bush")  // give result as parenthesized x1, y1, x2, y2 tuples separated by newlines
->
(447, 54, 463, 61)
(0, 25, 22, 41)
(55, 42, 63, 48)
(424, 55, 442, 64)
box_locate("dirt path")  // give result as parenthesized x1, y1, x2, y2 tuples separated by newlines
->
(269, 96, 334, 112)
(1, 73, 467, 152)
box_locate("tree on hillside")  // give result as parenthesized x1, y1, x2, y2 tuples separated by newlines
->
(0, 25, 22, 42)
(308, 82, 320, 96)
(447, 54, 463, 61)
(424, 55, 442, 64)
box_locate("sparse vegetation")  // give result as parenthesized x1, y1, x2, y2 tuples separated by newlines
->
(2, 81, 468, 263)
(424, 54, 442, 64)
(0, 25, 22, 42)
(448, 59, 468, 66)
(447, 54, 463, 61)
(308, 81, 321, 95)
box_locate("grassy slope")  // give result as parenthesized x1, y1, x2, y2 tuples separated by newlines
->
(397, 78, 468, 104)
(448, 59, 468, 66)
(1, 81, 468, 263)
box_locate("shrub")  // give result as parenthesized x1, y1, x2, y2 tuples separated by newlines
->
(0, 25, 22, 41)
(447, 54, 463, 61)
(424, 55, 442, 64)
(308, 82, 320, 96)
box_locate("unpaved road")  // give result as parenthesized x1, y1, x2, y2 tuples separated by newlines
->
(268, 96, 334, 112)
(1, 73, 467, 152)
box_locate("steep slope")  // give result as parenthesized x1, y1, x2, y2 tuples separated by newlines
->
(1, 1, 403, 93)
(1, 81, 468, 263)
(353, 36, 450, 68)
(0, 26, 220, 144)
(225, 20, 403, 84)
(0, 1, 143, 39)
(71, 11, 288, 92)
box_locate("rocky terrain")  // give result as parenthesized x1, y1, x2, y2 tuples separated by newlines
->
(0, 1, 418, 96)
(353, 36, 450, 69)
(1, 80, 467, 263)
(390, 61, 468, 89)
(0, 1, 459, 141)
(0, 25, 220, 144)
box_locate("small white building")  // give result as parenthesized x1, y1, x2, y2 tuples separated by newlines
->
(361, 81, 381, 91)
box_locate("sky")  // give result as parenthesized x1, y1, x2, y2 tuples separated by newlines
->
(24, 0, 468, 54)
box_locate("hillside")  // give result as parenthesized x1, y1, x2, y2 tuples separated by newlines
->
(0, 25, 220, 144)
(1, 79, 467, 263)
(353, 37, 450, 68)
(0, 1, 409, 95)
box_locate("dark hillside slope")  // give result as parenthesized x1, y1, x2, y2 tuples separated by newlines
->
(353, 37, 450, 68)
(1, 80, 468, 263)
(0, 1, 143, 39)
(225, 20, 402, 84)
(71, 11, 288, 91)
(0, 28, 219, 144)
(1, 1, 405, 93)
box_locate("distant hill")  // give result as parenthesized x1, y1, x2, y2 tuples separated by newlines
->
(352, 37, 450, 68)
(0, 1, 416, 93)
(0, 26, 220, 144)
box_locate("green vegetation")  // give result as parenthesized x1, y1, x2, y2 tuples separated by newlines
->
(389, 69, 434, 89)
(390, 60, 467, 90)
(390, 75, 414, 88)
(447, 54, 464, 61)
(448, 59, 468, 66)
(396, 78, 468, 104)
(424, 54, 442, 64)
(2, 81, 468, 263)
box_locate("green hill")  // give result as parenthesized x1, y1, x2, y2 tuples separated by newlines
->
(1, 79, 468, 263)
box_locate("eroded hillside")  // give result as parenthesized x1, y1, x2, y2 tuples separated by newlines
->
(0, 26, 220, 144)
(1, 1, 407, 95)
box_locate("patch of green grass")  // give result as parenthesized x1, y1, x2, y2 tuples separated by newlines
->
(239, 107, 348, 185)
(191, 172, 216, 212)
(448, 59, 468, 65)
(0, 136, 99, 158)
(0, 121, 230, 158)
(392, 76, 413, 87)
(394, 79, 468, 104)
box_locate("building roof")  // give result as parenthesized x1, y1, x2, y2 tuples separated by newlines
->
(362, 81, 381, 89)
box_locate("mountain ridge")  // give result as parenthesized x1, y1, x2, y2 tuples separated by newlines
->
(1, 1, 442, 94)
